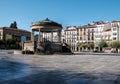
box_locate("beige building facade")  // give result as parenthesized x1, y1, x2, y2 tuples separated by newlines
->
(77, 24, 95, 51)
(0, 27, 31, 41)
(64, 25, 96, 51)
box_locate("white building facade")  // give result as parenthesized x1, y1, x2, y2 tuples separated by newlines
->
(64, 26, 77, 51)
(94, 22, 111, 47)
(111, 21, 120, 41)
(94, 23, 104, 47)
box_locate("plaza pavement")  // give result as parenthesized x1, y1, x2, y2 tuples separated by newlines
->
(0, 51, 120, 84)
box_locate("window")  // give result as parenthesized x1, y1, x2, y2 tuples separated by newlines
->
(113, 33, 117, 35)
(80, 28, 82, 31)
(88, 37, 90, 40)
(84, 32, 86, 35)
(88, 29, 90, 32)
(92, 29, 94, 33)
(80, 37, 82, 40)
(113, 37, 116, 40)
(113, 28, 117, 31)
(77, 31, 79, 35)
(91, 36, 94, 40)
(84, 28, 86, 31)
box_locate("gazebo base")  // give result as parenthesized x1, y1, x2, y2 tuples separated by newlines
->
(23, 41, 73, 55)
(35, 42, 62, 55)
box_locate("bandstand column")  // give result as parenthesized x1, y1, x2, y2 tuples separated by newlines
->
(51, 31, 53, 42)
(37, 28, 41, 48)
(31, 29, 34, 44)
(44, 33, 46, 42)
(43, 33, 46, 42)
(58, 30, 61, 42)
(41, 32, 43, 42)
(45, 33, 47, 42)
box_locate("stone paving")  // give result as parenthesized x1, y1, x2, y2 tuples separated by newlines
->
(0, 52, 120, 84)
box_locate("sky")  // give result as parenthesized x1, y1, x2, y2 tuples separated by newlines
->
(0, 0, 120, 31)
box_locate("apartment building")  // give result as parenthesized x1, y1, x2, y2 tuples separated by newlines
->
(102, 22, 111, 42)
(111, 21, 120, 41)
(85, 24, 96, 43)
(64, 26, 77, 51)
(64, 24, 96, 52)
(77, 24, 96, 51)
(85, 24, 96, 50)
(64, 20, 120, 52)
(77, 26, 87, 43)
(94, 22, 108, 47)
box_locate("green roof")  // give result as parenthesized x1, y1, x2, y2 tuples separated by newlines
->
(31, 18, 62, 28)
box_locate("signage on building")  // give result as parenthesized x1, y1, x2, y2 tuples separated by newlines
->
(21, 36, 26, 42)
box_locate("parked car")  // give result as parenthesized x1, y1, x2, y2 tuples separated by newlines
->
(104, 47, 116, 53)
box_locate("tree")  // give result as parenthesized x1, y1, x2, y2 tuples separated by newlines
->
(110, 41, 120, 53)
(98, 40, 108, 51)
(0, 40, 5, 49)
(88, 43, 94, 50)
(78, 43, 88, 51)
(10, 21, 18, 29)
(78, 43, 83, 48)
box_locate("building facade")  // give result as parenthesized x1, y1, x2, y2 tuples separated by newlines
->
(94, 22, 110, 47)
(64, 26, 77, 51)
(77, 24, 96, 51)
(65, 25, 96, 51)
(111, 21, 120, 41)
(102, 22, 111, 42)
(64, 20, 120, 52)
(0, 27, 31, 41)
(77, 26, 87, 43)
(85, 25, 95, 44)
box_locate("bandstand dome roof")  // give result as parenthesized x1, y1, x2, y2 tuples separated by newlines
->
(31, 18, 62, 28)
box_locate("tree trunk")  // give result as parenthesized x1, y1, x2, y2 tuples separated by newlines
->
(116, 48, 118, 53)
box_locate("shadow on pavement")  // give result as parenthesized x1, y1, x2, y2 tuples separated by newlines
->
(0, 60, 120, 84)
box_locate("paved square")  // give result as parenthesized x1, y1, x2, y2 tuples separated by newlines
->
(0, 53, 120, 84)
